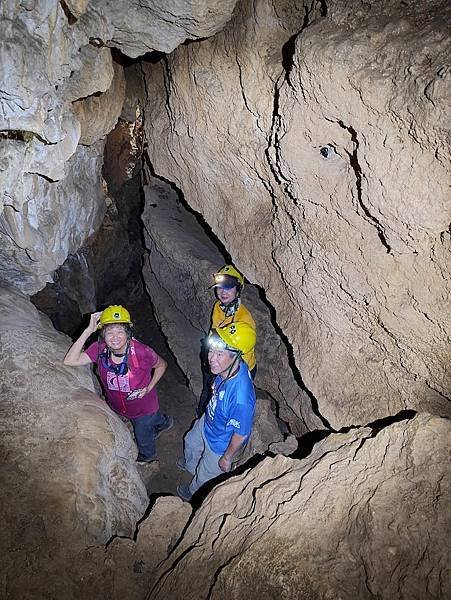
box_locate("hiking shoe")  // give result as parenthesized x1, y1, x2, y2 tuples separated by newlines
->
(136, 453, 157, 464)
(155, 415, 174, 439)
(176, 457, 188, 472)
(177, 483, 192, 502)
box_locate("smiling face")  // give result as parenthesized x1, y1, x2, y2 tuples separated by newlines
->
(215, 285, 238, 306)
(208, 347, 238, 378)
(103, 324, 129, 354)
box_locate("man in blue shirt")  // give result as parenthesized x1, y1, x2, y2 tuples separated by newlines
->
(177, 321, 257, 501)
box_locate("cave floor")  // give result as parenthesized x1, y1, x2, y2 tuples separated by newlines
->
(127, 296, 197, 498)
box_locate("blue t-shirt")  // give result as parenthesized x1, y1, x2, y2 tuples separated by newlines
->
(204, 362, 256, 455)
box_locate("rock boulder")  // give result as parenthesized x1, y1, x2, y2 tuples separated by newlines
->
(149, 413, 451, 600)
(0, 286, 148, 597)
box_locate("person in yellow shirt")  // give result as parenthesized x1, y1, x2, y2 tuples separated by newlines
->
(197, 265, 257, 416)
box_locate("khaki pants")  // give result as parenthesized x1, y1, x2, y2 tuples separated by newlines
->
(184, 415, 223, 497)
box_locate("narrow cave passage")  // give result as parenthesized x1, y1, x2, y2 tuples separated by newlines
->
(3, 1, 450, 598)
(30, 93, 322, 503)
(30, 116, 203, 497)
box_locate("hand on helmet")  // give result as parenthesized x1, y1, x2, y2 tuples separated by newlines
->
(87, 311, 102, 334)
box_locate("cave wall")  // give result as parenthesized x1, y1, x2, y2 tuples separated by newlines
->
(1, 1, 450, 597)
(0, 0, 238, 295)
(142, 0, 451, 429)
(32, 117, 146, 337)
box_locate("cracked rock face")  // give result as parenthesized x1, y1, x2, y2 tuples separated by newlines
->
(0, 0, 238, 294)
(148, 413, 451, 600)
(0, 1, 112, 293)
(143, 0, 451, 428)
(0, 287, 148, 597)
(0, 141, 106, 294)
(78, 0, 239, 57)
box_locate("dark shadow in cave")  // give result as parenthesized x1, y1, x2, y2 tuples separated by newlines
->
(111, 47, 166, 67)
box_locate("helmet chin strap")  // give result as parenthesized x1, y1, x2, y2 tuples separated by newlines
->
(219, 296, 241, 317)
(217, 352, 241, 385)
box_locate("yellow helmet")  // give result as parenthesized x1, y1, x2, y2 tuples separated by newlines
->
(98, 305, 132, 327)
(211, 264, 245, 290)
(213, 322, 256, 354)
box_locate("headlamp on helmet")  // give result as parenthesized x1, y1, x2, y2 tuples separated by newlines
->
(210, 265, 245, 291)
(212, 273, 239, 290)
(207, 331, 232, 352)
(98, 305, 133, 328)
(209, 322, 256, 355)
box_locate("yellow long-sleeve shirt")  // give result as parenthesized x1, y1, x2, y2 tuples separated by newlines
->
(211, 301, 256, 370)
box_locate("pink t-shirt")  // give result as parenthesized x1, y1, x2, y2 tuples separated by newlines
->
(85, 338, 160, 418)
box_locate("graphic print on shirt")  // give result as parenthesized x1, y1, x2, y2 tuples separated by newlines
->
(207, 388, 224, 420)
(106, 372, 130, 392)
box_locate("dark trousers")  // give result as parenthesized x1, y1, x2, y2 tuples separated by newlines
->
(129, 412, 168, 460)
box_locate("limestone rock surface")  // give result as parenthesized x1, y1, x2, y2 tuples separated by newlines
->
(143, 0, 451, 428)
(141, 177, 323, 434)
(63, 45, 114, 102)
(2, 0, 234, 294)
(32, 117, 146, 336)
(149, 413, 451, 600)
(0, 286, 148, 598)
(78, 0, 239, 57)
(72, 497, 192, 600)
(73, 61, 126, 145)
(0, 2, 114, 293)
(0, 142, 106, 294)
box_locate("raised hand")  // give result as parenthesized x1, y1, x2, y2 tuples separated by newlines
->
(87, 311, 103, 334)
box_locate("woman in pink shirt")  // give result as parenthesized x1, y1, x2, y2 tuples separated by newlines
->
(64, 305, 173, 463)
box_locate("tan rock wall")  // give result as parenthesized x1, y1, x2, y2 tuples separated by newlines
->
(143, 0, 451, 428)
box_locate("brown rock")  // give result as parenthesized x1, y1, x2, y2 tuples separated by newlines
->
(63, 0, 89, 19)
(143, 0, 451, 428)
(72, 497, 192, 600)
(149, 413, 451, 600)
(0, 287, 149, 597)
